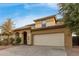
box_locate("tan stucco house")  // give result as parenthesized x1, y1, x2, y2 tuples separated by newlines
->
(13, 15, 72, 49)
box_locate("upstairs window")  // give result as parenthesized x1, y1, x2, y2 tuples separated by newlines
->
(31, 25, 35, 29)
(42, 21, 46, 28)
(15, 32, 19, 38)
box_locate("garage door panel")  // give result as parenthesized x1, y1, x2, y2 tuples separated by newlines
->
(33, 33, 64, 46)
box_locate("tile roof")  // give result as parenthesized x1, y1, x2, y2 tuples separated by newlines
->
(13, 25, 31, 31)
(32, 24, 65, 31)
(34, 15, 56, 22)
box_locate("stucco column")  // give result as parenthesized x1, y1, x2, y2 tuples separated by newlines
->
(64, 28, 72, 49)
(13, 33, 16, 39)
(27, 30, 32, 45)
(19, 32, 24, 44)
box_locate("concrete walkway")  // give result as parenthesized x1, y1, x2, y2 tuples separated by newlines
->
(0, 45, 66, 56)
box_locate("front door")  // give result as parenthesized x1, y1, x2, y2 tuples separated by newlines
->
(23, 32, 27, 45)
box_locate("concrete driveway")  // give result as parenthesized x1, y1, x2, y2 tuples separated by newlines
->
(67, 46, 79, 56)
(0, 45, 66, 56)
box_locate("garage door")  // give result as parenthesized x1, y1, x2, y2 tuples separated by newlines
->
(33, 33, 64, 46)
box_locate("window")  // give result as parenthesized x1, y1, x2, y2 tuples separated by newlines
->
(31, 25, 35, 29)
(15, 32, 19, 38)
(42, 21, 46, 28)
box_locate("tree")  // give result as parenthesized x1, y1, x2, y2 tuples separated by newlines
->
(2, 18, 14, 44)
(58, 3, 79, 35)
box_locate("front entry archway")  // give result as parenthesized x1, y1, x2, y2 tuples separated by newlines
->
(23, 32, 27, 45)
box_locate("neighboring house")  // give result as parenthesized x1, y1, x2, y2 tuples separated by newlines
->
(13, 15, 72, 49)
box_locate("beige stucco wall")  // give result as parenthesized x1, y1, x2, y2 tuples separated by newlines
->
(13, 25, 72, 49)
(46, 18, 56, 26)
(35, 21, 42, 28)
(13, 29, 32, 45)
(26, 30, 32, 45)
(35, 17, 56, 28)
(64, 28, 72, 49)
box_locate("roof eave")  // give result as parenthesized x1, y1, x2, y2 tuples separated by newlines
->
(34, 15, 56, 22)
(32, 24, 65, 31)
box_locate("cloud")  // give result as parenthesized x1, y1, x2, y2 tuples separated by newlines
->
(13, 14, 52, 28)
(56, 15, 63, 19)
(0, 3, 58, 9)
(45, 3, 58, 8)
(13, 15, 41, 28)
(24, 3, 58, 9)
(0, 3, 20, 7)
(0, 3, 59, 28)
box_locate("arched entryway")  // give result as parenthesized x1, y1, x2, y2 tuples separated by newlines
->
(23, 32, 27, 45)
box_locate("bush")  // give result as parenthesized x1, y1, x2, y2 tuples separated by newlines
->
(10, 38, 15, 45)
(0, 40, 2, 45)
(3, 39, 8, 45)
(16, 37, 21, 44)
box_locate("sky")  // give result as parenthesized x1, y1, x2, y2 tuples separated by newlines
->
(0, 3, 60, 28)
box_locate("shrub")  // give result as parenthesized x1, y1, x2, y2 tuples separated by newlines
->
(16, 37, 21, 44)
(10, 38, 15, 45)
(3, 39, 8, 45)
(0, 40, 2, 45)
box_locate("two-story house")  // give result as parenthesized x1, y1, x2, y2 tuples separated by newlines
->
(13, 15, 72, 49)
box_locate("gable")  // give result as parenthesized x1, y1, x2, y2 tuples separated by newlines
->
(34, 16, 57, 28)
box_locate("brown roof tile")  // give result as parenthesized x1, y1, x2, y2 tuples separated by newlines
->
(34, 15, 57, 22)
(32, 24, 65, 31)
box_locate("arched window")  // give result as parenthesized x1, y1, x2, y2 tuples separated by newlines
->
(15, 32, 19, 37)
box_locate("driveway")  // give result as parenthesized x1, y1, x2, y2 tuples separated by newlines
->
(0, 45, 66, 56)
(67, 46, 79, 56)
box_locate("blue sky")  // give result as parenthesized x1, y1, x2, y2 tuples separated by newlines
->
(0, 3, 60, 28)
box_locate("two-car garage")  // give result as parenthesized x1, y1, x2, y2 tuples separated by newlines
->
(33, 33, 64, 47)
(32, 25, 72, 49)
